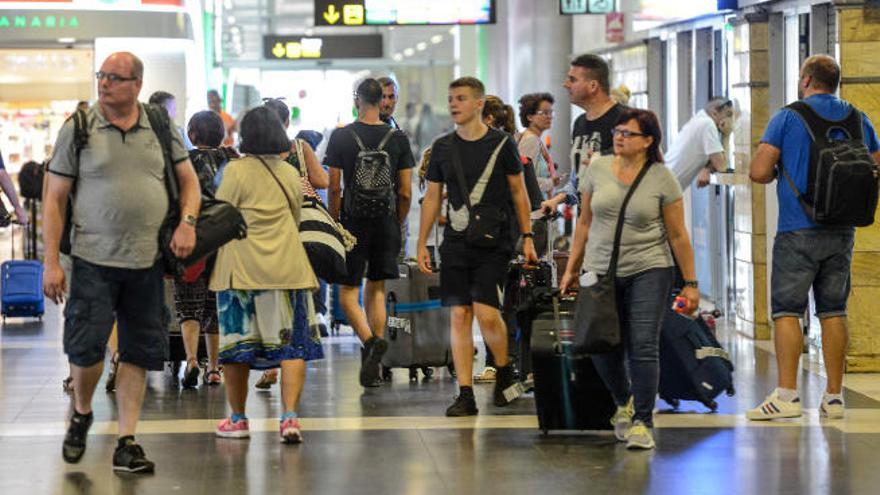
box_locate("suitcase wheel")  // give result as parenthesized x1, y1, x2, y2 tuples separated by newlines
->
(408, 368, 418, 382)
(726, 385, 736, 397)
(666, 398, 680, 409)
(421, 367, 434, 379)
(706, 400, 718, 412)
(382, 367, 393, 382)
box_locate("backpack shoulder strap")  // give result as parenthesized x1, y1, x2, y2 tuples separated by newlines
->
(71, 109, 89, 161)
(786, 101, 832, 143)
(377, 128, 396, 151)
(843, 106, 866, 142)
(144, 103, 179, 201)
(350, 128, 367, 152)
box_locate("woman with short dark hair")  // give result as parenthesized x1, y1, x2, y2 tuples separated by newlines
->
(560, 108, 699, 450)
(252, 98, 331, 391)
(517, 93, 557, 198)
(210, 106, 323, 444)
(169, 110, 238, 388)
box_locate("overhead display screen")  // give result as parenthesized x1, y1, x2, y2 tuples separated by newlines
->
(263, 34, 383, 60)
(314, 0, 495, 26)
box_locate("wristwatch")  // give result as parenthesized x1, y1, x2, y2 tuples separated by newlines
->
(521, 232, 534, 239)
(683, 280, 699, 289)
(182, 214, 197, 227)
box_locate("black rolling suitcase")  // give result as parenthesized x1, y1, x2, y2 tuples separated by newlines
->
(530, 290, 616, 434)
(659, 309, 735, 411)
(382, 261, 452, 381)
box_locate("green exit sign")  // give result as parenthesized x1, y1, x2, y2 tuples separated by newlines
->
(560, 0, 616, 15)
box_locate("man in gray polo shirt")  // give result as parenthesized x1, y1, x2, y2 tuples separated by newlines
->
(43, 52, 201, 474)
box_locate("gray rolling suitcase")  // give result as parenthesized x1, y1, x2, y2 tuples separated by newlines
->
(382, 260, 452, 381)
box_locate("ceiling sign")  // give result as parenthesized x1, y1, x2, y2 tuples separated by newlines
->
(314, 0, 495, 26)
(263, 34, 383, 60)
(559, 0, 617, 15)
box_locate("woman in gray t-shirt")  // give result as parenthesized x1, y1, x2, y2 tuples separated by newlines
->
(560, 108, 699, 451)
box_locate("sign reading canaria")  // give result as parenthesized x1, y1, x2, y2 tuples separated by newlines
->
(263, 34, 382, 60)
(0, 14, 81, 29)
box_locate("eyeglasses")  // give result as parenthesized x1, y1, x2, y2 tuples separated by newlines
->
(535, 110, 554, 116)
(612, 128, 647, 138)
(95, 71, 138, 83)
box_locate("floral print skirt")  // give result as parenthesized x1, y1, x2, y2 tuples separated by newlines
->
(217, 289, 324, 369)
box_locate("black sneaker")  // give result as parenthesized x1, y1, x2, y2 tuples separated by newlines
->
(359, 337, 388, 388)
(181, 362, 199, 389)
(62, 410, 93, 463)
(446, 388, 478, 417)
(493, 365, 521, 407)
(113, 439, 155, 474)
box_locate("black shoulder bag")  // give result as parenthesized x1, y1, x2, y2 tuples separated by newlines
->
(573, 161, 651, 355)
(449, 135, 509, 249)
(152, 105, 247, 276)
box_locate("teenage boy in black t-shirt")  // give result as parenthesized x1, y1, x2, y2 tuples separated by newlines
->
(325, 78, 415, 388)
(417, 77, 538, 416)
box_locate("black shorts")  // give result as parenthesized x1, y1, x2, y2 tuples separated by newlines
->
(339, 217, 401, 287)
(438, 240, 511, 309)
(63, 257, 167, 371)
(172, 274, 219, 334)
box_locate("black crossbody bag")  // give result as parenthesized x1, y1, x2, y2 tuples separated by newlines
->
(151, 105, 247, 276)
(449, 135, 509, 249)
(573, 161, 651, 355)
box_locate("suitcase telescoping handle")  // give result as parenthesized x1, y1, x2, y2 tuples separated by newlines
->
(550, 288, 564, 354)
(539, 211, 560, 288)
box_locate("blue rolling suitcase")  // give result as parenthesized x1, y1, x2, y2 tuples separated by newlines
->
(659, 309, 735, 411)
(1, 261, 44, 320)
(2, 227, 45, 321)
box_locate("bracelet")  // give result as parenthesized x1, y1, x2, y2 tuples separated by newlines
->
(683, 280, 699, 289)
(521, 232, 534, 239)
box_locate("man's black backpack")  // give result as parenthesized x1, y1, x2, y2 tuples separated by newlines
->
(344, 128, 396, 218)
(779, 101, 880, 227)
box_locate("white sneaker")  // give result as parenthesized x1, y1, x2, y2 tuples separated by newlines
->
(610, 397, 634, 442)
(625, 421, 655, 450)
(746, 389, 802, 421)
(819, 396, 845, 420)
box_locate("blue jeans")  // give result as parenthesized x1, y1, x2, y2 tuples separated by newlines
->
(592, 267, 673, 427)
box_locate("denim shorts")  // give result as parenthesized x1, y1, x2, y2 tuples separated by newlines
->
(63, 257, 167, 371)
(771, 228, 854, 320)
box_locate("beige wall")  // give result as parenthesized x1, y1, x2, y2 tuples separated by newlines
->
(838, 7, 880, 371)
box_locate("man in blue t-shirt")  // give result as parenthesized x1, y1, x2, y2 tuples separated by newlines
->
(748, 55, 880, 422)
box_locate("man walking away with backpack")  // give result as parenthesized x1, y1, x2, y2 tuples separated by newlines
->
(417, 77, 538, 416)
(43, 52, 201, 473)
(326, 78, 414, 388)
(748, 55, 880, 421)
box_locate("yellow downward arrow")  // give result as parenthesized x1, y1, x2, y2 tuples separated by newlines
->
(323, 4, 340, 25)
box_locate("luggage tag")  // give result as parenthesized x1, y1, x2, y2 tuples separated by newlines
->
(579, 270, 598, 287)
(503, 381, 526, 403)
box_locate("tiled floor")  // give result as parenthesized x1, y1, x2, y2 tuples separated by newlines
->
(1, 299, 879, 495)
